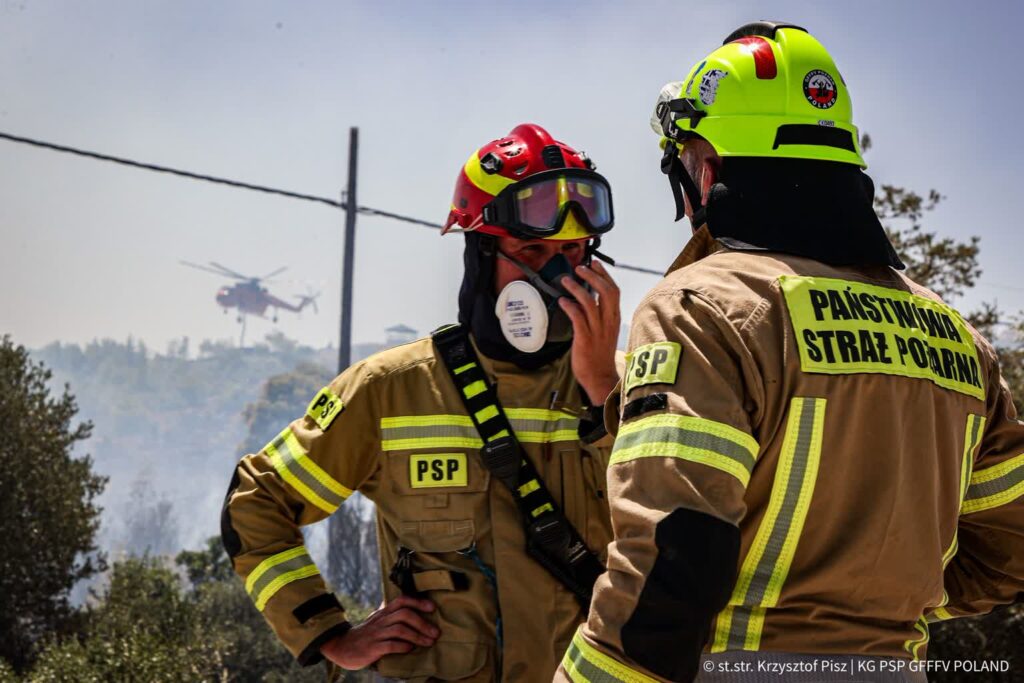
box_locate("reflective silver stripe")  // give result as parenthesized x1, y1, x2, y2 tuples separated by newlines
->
(270, 432, 347, 510)
(564, 640, 627, 683)
(966, 466, 1024, 501)
(381, 423, 480, 443)
(246, 549, 317, 609)
(613, 423, 756, 476)
(514, 417, 579, 434)
(561, 629, 658, 683)
(714, 397, 825, 652)
(380, 414, 581, 450)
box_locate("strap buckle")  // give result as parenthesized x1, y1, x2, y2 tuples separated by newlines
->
(481, 437, 520, 489)
(388, 546, 420, 597)
(657, 97, 706, 140)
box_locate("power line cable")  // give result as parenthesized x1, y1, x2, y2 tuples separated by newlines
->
(0, 130, 665, 274)
(0, 131, 344, 209)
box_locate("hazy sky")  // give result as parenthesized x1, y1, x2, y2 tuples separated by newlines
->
(3, 0, 1023, 358)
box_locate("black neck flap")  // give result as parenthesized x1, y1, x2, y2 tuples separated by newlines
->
(458, 232, 571, 370)
(705, 158, 904, 269)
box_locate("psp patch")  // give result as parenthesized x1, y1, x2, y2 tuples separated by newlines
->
(624, 342, 682, 394)
(409, 454, 467, 489)
(306, 386, 345, 431)
(780, 275, 984, 400)
(803, 69, 837, 109)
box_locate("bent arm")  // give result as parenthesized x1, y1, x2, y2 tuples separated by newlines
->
(221, 364, 380, 664)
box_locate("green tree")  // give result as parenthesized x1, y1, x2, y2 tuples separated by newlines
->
(177, 536, 234, 587)
(236, 361, 332, 457)
(22, 544, 360, 682)
(178, 538, 374, 682)
(0, 336, 107, 671)
(875, 185, 981, 301)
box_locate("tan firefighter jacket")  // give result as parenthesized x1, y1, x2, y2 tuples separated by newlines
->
(558, 227, 1024, 682)
(222, 334, 616, 681)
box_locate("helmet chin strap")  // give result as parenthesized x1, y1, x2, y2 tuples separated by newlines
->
(661, 145, 708, 229)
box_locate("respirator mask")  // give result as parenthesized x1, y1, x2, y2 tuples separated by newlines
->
(494, 251, 584, 353)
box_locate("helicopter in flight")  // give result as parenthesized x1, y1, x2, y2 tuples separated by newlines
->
(180, 261, 319, 324)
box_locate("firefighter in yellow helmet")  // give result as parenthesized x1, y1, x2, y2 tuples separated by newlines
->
(222, 123, 623, 681)
(557, 21, 1024, 683)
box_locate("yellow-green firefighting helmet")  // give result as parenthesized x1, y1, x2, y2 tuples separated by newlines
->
(653, 21, 865, 168)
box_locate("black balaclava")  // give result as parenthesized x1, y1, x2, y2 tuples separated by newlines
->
(457, 231, 571, 370)
(702, 157, 904, 269)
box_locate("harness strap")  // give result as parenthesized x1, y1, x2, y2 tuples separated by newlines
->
(431, 323, 603, 607)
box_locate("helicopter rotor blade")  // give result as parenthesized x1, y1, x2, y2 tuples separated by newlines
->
(261, 266, 288, 281)
(180, 260, 246, 279)
(294, 289, 320, 315)
(209, 262, 252, 281)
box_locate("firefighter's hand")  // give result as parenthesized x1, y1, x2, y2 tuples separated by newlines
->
(320, 595, 439, 670)
(559, 260, 621, 405)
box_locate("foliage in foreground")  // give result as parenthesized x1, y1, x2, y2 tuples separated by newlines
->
(11, 538, 373, 682)
(0, 336, 107, 671)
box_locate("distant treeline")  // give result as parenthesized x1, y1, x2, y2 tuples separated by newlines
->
(31, 332, 383, 558)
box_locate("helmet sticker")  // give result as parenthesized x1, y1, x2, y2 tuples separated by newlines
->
(684, 60, 707, 97)
(803, 70, 837, 109)
(698, 69, 728, 106)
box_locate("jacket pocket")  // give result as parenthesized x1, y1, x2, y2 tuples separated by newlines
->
(376, 641, 489, 682)
(583, 450, 612, 558)
(559, 448, 612, 556)
(377, 518, 496, 681)
(384, 449, 491, 520)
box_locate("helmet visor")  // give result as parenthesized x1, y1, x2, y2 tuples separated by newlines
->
(485, 169, 614, 238)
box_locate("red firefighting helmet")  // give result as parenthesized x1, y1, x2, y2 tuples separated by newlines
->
(442, 123, 614, 241)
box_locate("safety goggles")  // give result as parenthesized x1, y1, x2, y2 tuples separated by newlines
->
(480, 169, 614, 238)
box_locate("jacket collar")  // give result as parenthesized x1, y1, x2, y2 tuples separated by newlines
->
(665, 225, 721, 275)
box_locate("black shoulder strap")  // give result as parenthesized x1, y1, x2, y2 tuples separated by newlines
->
(431, 323, 603, 607)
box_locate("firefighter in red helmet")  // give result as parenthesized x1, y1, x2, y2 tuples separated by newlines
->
(222, 123, 622, 681)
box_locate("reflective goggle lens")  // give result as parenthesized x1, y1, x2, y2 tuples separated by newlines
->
(512, 175, 611, 233)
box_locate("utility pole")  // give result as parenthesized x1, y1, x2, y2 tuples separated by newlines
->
(338, 127, 358, 374)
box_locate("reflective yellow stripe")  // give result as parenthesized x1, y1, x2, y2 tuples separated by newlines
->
(464, 151, 516, 196)
(611, 413, 759, 487)
(505, 408, 576, 422)
(518, 479, 540, 496)
(903, 617, 929, 661)
(255, 565, 320, 611)
(265, 429, 352, 514)
(928, 606, 955, 623)
(453, 362, 476, 375)
(518, 429, 580, 444)
(463, 380, 487, 399)
(488, 429, 511, 442)
(713, 397, 825, 652)
(942, 414, 985, 567)
(380, 415, 479, 451)
(531, 503, 554, 517)
(379, 411, 581, 451)
(475, 405, 499, 423)
(381, 414, 473, 429)
(381, 410, 578, 427)
(245, 546, 320, 611)
(382, 436, 483, 451)
(561, 627, 658, 683)
(962, 451, 1024, 515)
